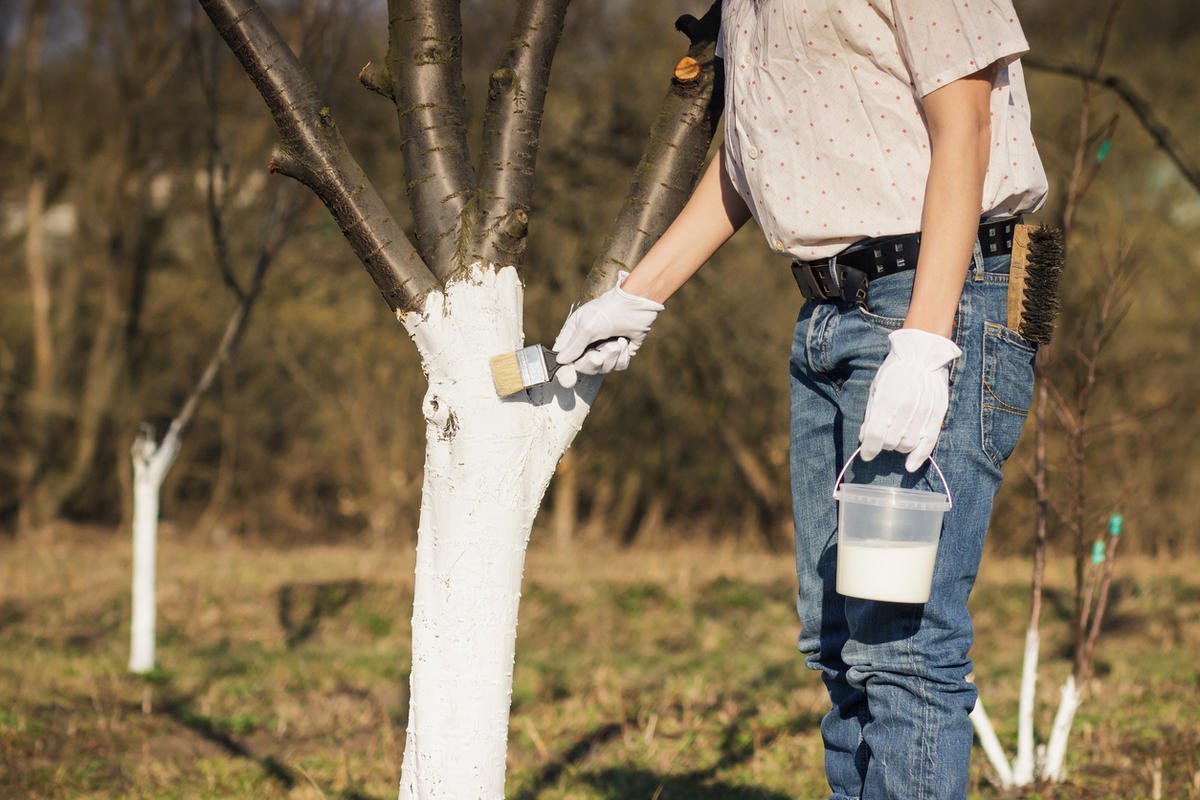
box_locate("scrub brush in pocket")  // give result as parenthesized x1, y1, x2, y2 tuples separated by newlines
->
(1007, 224, 1065, 346)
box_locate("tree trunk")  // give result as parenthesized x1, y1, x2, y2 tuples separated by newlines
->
(129, 426, 179, 673)
(396, 265, 595, 795)
(968, 686, 1014, 789)
(1042, 674, 1080, 781)
(16, 0, 52, 535)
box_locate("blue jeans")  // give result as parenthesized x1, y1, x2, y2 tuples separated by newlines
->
(789, 244, 1036, 800)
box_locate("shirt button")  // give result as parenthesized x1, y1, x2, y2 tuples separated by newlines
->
(742, 54, 752, 66)
(746, 145, 759, 159)
(774, 238, 784, 250)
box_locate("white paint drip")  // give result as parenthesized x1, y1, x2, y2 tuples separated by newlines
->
(395, 264, 597, 799)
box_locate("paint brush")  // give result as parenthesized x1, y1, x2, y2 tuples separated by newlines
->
(491, 337, 623, 396)
(490, 345, 561, 397)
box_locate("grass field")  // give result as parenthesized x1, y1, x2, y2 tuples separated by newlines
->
(1, 528, 1197, 799)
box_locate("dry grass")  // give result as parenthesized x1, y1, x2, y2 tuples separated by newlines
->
(1, 527, 1197, 799)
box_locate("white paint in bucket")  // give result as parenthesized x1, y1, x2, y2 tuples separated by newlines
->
(836, 539, 940, 603)
(832, 447, 952, 604)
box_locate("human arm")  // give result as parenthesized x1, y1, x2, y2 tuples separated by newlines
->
(620, 143, 753, 303)
(860, 67, 994, 469)
(903, 67, 994, 336)
(553, 145, 752, 374)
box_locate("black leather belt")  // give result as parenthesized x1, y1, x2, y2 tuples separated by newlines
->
(790, 216, 1021, 305)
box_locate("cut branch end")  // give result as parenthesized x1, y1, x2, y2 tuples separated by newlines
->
(268, 147, 307, 183)
(674, 56, 701, 82)
(358, 60, 396, 101)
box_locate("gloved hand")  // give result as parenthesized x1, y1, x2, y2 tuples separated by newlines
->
(860, 328, 962, 472)
(552, 270, 664, 388)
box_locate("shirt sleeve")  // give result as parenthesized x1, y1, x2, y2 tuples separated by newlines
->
(890, 0, 1030, 97)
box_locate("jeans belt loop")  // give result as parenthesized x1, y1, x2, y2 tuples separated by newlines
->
(826, 255, 841, 295)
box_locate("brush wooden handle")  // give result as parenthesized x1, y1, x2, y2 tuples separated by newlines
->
(1007, 224, 1032, 331)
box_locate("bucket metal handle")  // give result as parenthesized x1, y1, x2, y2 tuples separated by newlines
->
(833, 445, 953, 509)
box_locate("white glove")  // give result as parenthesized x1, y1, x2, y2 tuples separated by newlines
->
(552, 271, 664, 386)
(860, 328, 962, 472)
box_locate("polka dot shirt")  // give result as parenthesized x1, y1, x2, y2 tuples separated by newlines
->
(716, 0, 1048, 261)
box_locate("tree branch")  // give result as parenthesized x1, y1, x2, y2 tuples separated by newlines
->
(387, 0, 476, 276)
(474, 0, 572, 268)
(198, 0, 437, 313)
(581, 2, 724, 301)
(1025, 56, 1200, 196)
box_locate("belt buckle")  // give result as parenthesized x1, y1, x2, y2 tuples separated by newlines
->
(792, 260, 830, 301)
(791, 256, 870, 305)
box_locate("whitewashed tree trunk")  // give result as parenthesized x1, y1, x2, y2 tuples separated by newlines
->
(395, 265, 595, 796)
(1042, 674, 1080, 781)
(129, 425, 180, 673)
(1013, 626, 1040, 783)
(968, 680, 1014, 789)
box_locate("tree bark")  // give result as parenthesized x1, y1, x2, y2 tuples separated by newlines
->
(581, 3, 723, 301)
(387, 0, 476, 275)
(475, 0, 572, 268)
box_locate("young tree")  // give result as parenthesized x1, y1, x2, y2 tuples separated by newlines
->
(968, 0, 1198, 785)
(128, 1, 329, 676)
(197, 0, 723, 794)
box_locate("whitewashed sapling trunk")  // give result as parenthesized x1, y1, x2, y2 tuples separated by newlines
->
(1042, 673, 1080, 781)
(129, 426, 180, 673)
(967, 683, 1015, 789)
(1013, 625, 1040, 783)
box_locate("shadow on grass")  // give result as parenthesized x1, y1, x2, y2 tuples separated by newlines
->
(579, 768, 792, 800)
(277, 579, 365, 649)
(159, 692, 382, 800)
(511, 700, 823, 799)
(510, 721, 628, 800)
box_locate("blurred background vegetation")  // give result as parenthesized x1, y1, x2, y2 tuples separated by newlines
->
(1, 0, 1197, 555)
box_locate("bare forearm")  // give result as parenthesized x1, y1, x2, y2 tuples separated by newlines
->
(905, 70, 993, 338)
(621, 146, 752, 303)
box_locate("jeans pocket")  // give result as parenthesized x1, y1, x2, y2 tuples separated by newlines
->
(854, 270, 915, 330)
(980, 321, 1036, 469)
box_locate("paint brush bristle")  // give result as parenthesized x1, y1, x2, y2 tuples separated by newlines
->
(490, 345, 556, 397)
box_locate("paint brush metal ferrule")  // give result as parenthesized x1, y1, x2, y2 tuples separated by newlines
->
(514, 345, 555, 387)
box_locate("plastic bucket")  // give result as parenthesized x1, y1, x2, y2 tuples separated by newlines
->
(832, 447, 952, 604)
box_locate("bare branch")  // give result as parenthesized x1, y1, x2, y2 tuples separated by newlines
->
(198, 0, 437, 313)
(169, 194, 309, 447)
(580, 2, 723, 301)
(1025, 57, 1200, 196)
(474, 0, 572, 269)
(387, 0, 476, 276)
